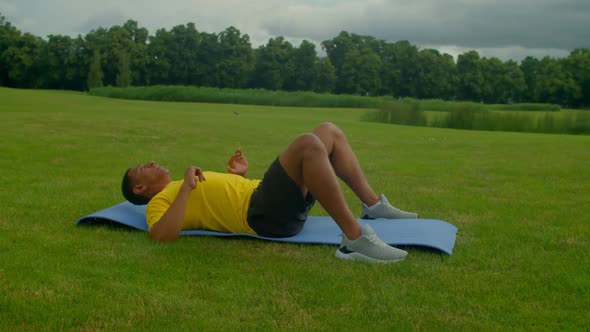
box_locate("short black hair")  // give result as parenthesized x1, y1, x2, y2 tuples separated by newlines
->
(122, 168, 150, 205)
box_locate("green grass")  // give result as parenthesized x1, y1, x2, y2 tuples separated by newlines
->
(1, 87, 589, 330)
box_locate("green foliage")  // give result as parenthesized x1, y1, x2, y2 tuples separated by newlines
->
(314, 57, 336, 93)
(365, 99, 588, 134)
(415, 49, 457, 100)
(438, 108, 589, 134)
(489, 103, 561, 111)
(323, 32, 386, 95)
(90, 86, 569, 127)
(44, 35, 88, 90)
(116, 51, 131, 87)
(445, 104, 484, 130)
(251, 37, 294, 90)
(87, 50, 103, 89)
(520, 56, 539, 101)
(89, 85, 393, 108)
(457, 51, 484, 101)
(363, 100, 427, 126)
(216, 26, 254, 89)
(535, 56, 581, 106)
(564, 48, 590, 107)
(284, 40, 317, 91)
(0, 14, 590, 108)
(1, 31, 45, 88)
(415, 99, 485, 112)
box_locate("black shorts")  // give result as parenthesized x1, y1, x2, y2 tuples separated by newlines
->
(247, 157, 315, 238)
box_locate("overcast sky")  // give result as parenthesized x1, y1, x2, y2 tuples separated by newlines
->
(2, 0, 588, 61)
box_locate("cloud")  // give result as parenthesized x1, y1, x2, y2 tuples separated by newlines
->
(262, 0, 589, 50)
(78, 8, 127, 34)
(1, 0, 588, 61)
(426, 44, 571, 62)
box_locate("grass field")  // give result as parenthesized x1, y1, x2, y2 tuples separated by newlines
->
(1, 87, 589, 330)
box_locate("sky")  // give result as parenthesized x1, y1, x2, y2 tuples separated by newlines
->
(2, 0, 588, 62)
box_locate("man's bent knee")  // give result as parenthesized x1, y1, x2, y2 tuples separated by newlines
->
(314, 122, 339, 134)
(281, 133, 325, 165)
(297, 133, 327, 157)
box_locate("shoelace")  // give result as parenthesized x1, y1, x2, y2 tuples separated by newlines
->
(365, 231, 388, 249)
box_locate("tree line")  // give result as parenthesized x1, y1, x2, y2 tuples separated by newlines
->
(1, 14, 589, 107)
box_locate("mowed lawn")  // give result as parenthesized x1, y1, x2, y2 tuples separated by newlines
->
(0, 87, 588, 330)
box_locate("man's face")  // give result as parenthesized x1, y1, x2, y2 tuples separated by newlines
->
(128, 161, 172, 198)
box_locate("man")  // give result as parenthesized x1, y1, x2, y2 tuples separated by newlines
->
(122, 122, 417, 263)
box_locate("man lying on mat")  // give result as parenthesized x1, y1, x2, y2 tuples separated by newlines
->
(121, 122, 417, 263)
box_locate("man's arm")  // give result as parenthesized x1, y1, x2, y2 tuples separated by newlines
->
(226, 148, 248, 177)
(149, 166, 205, 242)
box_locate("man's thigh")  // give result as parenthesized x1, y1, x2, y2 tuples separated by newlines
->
(247, 157, 315, 237)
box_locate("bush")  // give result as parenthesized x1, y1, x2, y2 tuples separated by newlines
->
(440, 108, 590, 134)
(489, 103, 561, 112)
(363, 101, 427, 126)
(89, 85, 394, 109)
(556, 112, 590, 134)
(444, 104, 485, 129)
(367, 104, 590, 135)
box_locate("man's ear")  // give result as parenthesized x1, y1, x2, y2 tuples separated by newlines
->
(132, 184, 147, 195)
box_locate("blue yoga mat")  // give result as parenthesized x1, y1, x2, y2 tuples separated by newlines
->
(77, 201, 458, 255)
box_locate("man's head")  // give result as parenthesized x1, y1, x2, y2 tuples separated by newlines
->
(122, 161, 172, 205)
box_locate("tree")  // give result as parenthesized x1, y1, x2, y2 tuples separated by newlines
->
(1, 14, 588, 107)
(116, 50, 131, 87)
(377, 42, 402, 97)
(322, 32, 382, 95)
(2, 32, 46, 88)
(169, 23, 201, 85)
(84, 27, 111, 85)
(415, 49, 457, 99)
(122, 20, 150, 86)
(535, 56, 580, 106)
(195, 31, 221, 87)
(147, 28, 172, 85)
(501, 59, 526, 103)
(356, 46, 382, 95)
(251, 37, 294, 90)
(87, 50, 103, 89)
(216, 26, 254, 88)
(563, 48, 590, 107)
(314, 57, 336, 93)
(375, 40, 420, 97)
(0, 13, 22, 86)
(44, 34, 88, 90)
(284, 40, 318, 91)
(520, 56, 539, 102)
(67, 35, 92, 90)
(321, 31, 354, 90)
(457, 50, 484, 101)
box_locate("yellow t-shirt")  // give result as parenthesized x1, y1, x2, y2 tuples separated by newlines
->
(146, 172, 261, 234)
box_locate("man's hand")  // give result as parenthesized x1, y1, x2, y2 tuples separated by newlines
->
(150, 166, 204, 243)
(227, 148, 248, 177)
(183, 166, 206, 189)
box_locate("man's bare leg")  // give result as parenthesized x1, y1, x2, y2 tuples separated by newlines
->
(278, 132, 362, 240)
(278, 124, 409, 263)
(311, 122, 380, 207)
(312, 122, 418, 220)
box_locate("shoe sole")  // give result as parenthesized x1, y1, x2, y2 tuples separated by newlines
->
(361, 214, 419, 219)
(334, 249, 406, 263)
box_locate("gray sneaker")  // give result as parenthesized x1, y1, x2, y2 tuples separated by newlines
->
(335, 224, 408, 263)
(361, 194, 418, 219)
